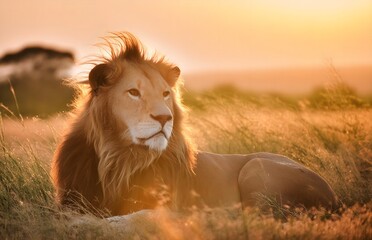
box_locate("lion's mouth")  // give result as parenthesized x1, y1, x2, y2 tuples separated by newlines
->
(137, 131, 167, 142)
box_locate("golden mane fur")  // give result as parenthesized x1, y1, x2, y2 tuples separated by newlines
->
(51, 32, 196, 215)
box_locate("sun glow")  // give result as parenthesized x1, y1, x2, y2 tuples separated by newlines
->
(249, 0, 371, 14)
(0, 0, 371, 71)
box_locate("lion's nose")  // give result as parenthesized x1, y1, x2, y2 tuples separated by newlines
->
(150, 114, 172, 128)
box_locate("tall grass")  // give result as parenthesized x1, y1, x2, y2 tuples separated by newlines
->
(0, 115, 124, 239)
(0, 83, 371, 239)
(189, 103, 371, 206)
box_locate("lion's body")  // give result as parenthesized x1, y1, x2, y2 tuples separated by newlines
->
(51, 32, 337, 216)
(194, 152, 337, 209)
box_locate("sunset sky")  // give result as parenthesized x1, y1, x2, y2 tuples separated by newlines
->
(0, 0, 372, 73)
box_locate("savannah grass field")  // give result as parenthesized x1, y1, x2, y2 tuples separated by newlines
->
(0, 81, 371, 239)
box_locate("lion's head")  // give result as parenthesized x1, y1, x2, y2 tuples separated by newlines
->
(88, 33, 182, 152)
(69, 32, 196, 210)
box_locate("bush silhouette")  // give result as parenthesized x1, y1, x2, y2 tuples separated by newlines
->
(0, 46, 75, 117)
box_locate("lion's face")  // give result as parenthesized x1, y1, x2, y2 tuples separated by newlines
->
(109, 61, 175, 152)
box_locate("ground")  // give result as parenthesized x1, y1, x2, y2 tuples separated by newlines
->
(0, 85, 371, 239)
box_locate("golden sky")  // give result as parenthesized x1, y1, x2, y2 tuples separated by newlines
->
(0, 0, 371, 72)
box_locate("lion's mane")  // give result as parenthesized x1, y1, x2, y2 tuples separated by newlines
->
(51, 32, 196, 215)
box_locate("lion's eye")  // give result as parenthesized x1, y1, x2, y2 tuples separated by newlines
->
(128, 89, 141, 98)
(163, 91, 170, 98)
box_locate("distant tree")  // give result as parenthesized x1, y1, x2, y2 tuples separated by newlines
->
(0, 46, 75, 117)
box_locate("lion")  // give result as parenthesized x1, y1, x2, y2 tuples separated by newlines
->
(51, 32, 337, 216)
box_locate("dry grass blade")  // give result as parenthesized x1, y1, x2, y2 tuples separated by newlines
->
(7, 78, 24, 125)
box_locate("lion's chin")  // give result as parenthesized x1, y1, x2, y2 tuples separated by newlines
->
(145, 135, 168, 152)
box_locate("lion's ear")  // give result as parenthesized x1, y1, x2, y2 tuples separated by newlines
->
(89, 63, 110, 94)
(166, 66, 181, 87)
